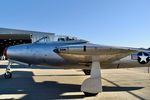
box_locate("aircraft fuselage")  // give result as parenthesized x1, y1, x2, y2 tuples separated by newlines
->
(5, 42, 150, 69)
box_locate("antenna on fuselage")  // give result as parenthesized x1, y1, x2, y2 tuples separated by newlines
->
(33, 36, 48, 43)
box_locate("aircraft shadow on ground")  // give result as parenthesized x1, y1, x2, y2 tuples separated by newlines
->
(0, 71, 144, 100)
(102, 77, 145, 100)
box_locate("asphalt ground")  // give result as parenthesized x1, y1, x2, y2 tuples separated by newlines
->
(0, 60, 150, 100)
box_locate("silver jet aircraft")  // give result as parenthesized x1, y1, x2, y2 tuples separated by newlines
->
(3, 36, 150, 96)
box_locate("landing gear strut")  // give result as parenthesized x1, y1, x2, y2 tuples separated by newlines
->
(4, 61, 12, 79)
(81, 56, 102, 96)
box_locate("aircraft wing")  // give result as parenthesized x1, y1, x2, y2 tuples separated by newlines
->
(54, 43, 146, 63)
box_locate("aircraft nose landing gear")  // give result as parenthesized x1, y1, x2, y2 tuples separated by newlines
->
(4, 61, 12, 79)
(4, 72, 12, 79)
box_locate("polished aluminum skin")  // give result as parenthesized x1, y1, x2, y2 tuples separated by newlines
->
(6, 41, 150, 69)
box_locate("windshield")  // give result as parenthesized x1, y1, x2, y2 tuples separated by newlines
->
(55, 35, 80, 42)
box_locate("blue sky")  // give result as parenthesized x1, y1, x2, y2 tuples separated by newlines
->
(0, 0, 150, 48)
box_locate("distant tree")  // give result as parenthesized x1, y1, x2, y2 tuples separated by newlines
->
(148, 47, 150, 49)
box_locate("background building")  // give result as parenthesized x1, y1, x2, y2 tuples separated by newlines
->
(0, 28, 55, 58)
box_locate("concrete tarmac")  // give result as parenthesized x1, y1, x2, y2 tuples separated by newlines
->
(0, 61, 150, 100)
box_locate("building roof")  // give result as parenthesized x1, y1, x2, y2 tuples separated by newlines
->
(0, 27, 55, 35)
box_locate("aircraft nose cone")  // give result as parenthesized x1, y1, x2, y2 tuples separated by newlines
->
(6, 44, 29, 60)
(6, 45, 19, 59)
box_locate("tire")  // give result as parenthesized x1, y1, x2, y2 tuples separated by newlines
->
(4, 72, 12, 79)
(83, 92, 98, 96)
(83, 69, 91, 75)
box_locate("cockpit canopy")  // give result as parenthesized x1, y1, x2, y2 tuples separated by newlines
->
(55, 35, 80, 42)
